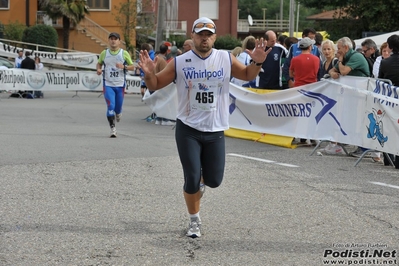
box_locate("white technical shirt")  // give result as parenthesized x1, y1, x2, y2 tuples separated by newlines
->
(175, 49, 232, 132)
(103, 49, 125, 87)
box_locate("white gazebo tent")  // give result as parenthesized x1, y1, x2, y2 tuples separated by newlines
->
(354, 31, 399, 49)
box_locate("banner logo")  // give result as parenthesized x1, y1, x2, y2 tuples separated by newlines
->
(27, 71, 46, 89)
(373, 80, 399, 108)
(367, 108, 388, 147)
(82, 73, 101, 90)
(299, 89, 347, 135)
(62, 54, 95, 66)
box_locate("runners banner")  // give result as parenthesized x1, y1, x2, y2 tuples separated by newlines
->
(228, 79, 399, 155)
(0, 42, 99, 69)
(144, 77, 399, 155)
(0, 68, 142, 93)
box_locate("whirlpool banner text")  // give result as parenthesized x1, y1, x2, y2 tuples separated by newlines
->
(0, 68, 142, 93)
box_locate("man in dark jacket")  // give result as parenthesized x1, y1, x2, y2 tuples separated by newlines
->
(379, 34, 399, 168)
(21, 51, 35, 70)
(20, 51, 36, 98)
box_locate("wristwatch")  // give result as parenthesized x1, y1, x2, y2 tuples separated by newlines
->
(250, 60, 263, 66)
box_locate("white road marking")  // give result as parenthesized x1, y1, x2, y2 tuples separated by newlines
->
(227, 153, 299, 168)
(369, 181, 399, 190)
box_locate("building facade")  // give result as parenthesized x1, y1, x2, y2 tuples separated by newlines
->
(0, 0, 238, 54)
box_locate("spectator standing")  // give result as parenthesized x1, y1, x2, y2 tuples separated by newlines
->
(373, 42, 391, 78)
(167, 45, 181, 62)
(34, 57, 44, 98)
(320, 40, 338, 78)
(20, 51, 36, 98)
(328, 37, 370, 79)
(258, 30, 287, 90)
(153, 43, 175, 126)
(140, 43, 155, 101)
(319, 40, 343, 154)
(14, 50, 24, 68)
(155, 44, 168, 74)
(378, 34, 399, 168)
(289, 37, 320, 87)
(315, 32, 325, 63)
(284, 37, 298, 50)
(182, 39, 194, 53)
(96, 32, 134, 138)
(231, 46, 242, 57)
(20, 52, 36, 98)
(21, 51, 35, 70)
(35, 56, 44, 70)
(328, 37, 380, 161)
(283, 28, 321, 88)
(282, 37, 298, 89)
(278, 34, 287, 46)
(361, 38, 380, 77)
(138, 17, 271, 238)
(230, 35, 257, 87)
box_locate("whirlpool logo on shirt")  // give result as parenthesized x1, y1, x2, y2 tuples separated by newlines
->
(182, 67, 224, 80)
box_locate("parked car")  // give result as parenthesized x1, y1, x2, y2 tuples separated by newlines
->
(0, 57, 14, 68)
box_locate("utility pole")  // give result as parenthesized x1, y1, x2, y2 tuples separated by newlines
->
(280, 0, 283, 31)
(288, 0, 295, 37)
(155, 0, 166, 51)
(296, 2, 300, 36)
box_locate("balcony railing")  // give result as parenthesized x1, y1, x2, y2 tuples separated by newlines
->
(154, 20, 187, 35)
(238, 19, 290, 32)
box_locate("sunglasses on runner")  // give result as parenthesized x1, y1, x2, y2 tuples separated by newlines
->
(193, 23, 216, 30)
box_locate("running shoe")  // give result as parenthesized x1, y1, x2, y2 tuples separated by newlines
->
(186, 218, 201, 238)
(110, 127, 117, 138)
(116, 113, 122, 122)
(161, 120, 176, 126)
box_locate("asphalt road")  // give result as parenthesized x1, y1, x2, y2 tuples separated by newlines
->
(1, 91, 398, 266)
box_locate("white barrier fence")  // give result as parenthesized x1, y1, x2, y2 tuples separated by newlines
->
(144, 76, 399, 155)
(0, 41, 99, 70)
(0, 68, 142, 94)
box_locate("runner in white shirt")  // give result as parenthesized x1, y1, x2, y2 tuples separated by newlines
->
(139, 17, 271, 238)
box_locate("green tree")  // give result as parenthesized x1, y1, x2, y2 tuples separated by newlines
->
(3, 21, 27, 43)
(112, 0, 155, 58)
(214, 35, 242, 50)
(39, 0, 89, 50)
(22, 24, 58, 52)
(300, 0, 399, 38)
(113, 0, 137, 56)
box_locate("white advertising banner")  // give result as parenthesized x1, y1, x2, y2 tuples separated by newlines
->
(144, 77, 399, 155)
(0, 68, 142, 94)
(142, 83, 177, 120)
(0, 42, 99, 69)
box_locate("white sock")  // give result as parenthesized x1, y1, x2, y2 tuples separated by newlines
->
(190, 212, 200, 221)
